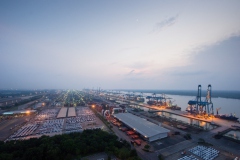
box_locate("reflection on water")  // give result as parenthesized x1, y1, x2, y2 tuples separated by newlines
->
(224, 130, 240, 140)
(155, 111, 217, 130)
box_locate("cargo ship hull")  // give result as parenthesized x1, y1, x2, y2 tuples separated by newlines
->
(215, 115, 239, 121)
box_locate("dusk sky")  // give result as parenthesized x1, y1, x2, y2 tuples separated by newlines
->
(1, 0, 240, 90)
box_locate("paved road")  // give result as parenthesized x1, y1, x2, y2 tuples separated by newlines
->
(18, 101, 36, 110)
(111, 122, 154, 160)
(0, 118, 27, 141)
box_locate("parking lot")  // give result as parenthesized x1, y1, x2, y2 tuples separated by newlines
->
(151, 134, 186, 150)
(6, 106, 105, 141)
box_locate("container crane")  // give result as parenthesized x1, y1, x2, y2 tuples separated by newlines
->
(205, 84, 214, 115)
(187, 84, 214, 115)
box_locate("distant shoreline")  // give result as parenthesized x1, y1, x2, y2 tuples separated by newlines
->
(114, 89, 240, 100)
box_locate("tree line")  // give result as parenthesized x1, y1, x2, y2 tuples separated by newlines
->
(0, 129, 140, 160)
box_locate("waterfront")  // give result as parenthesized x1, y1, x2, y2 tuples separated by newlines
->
(115, 90, 240, 132)
(128, 105, 218, 130)
(120, 91, 240, 117)
(156, 111, 217, 130)
(167, 94, 240, 116)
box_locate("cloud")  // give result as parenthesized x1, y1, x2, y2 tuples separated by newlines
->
(124, 70, 147, 82)
(123, 68, 149, 83)
(118, 47, 139, 53)
(171, 70, 209, 76)
(109, 62, 118, 65)
(127, 70, 135, 75)
(128, 61, 153, 69)
(152, 15, 179, 32)
(160, 35, 240, 90)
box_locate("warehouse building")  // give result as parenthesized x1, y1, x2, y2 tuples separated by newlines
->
(2, 110, 37, 115)
(114, 113, 170, 142)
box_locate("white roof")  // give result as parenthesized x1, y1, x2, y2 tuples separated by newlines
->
(114, 113, 169, 138)
(3, 110, 37, 115)
(57, 107, 67, 118)
(68, 107, 76, 117)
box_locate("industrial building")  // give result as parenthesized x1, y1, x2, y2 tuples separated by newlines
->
(114, 113, 170, 142)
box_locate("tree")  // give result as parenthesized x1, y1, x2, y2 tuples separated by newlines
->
(130, 149, 138, 157)
(118, 147, 130, 159)
(0, 129, 140, 160)
(158, 154, 164, 160)
(144, 144, 150, 150)
(198, 138, 205, 143)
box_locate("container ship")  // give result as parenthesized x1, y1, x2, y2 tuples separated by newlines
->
(136, 96, 145, 103)
(215, 114, 239, 122)
(125, 94, 145, 103)
(166, 104, 181, 110)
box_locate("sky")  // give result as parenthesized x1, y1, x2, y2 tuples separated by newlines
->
(0, 0, 240, 90)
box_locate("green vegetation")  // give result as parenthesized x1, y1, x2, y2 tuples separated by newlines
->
(144, 144, 150, 150)
(158, 154, 164, 160)
(0, 129, 140, 160)
(198, 138, 213, 146)
(142, 144, 151, 152)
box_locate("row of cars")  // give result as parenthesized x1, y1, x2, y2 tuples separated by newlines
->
(64, 123, 83, 133)
(65, 115, 96, 124)
(37, 119, 64, 134)
(35, 109, 59, 121)
(64, 107, 97, 133)
(9, 123, 39, 139)
(76, 107, 94, 116)
(8, 109, 61, 140)
(7, 107, 98, 141)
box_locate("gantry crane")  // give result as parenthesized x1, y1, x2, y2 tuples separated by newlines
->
(187, 84, 214, 115)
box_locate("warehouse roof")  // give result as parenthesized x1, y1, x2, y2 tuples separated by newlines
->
(114, 113, 169, 138)
(68, 107, 76, 117)
(57, 107, 67, 118)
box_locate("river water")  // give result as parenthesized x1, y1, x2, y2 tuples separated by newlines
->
(157, 94, 240, 117)
(120, 91, 240, 117)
